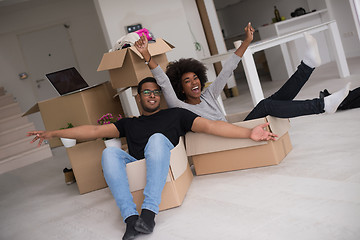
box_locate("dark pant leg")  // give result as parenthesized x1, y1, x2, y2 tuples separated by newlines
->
(338, 87, 360, 110)
(269, 62, 314, 101)
(244, 98, 325, 120)
(244, 62, 317, 121)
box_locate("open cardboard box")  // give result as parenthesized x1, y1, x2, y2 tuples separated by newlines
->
(185, 112, 292, 175)
(22, 82, 124, 148)
(66, 139, 108, 194)
(97, 38, 174, 89)
(66, 137, 193, 212)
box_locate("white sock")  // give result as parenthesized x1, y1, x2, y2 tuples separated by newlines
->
(302, 32, 321, 68)
(324, 83, 351, 114)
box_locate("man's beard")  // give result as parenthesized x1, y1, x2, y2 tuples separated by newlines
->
(141, 100, 160, 113)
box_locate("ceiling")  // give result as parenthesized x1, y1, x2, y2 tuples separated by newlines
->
(213, 0, 245, 10)
(0, 0, 30, 7)
(0, 0, 61, 14)
(0, 0, 245, 10)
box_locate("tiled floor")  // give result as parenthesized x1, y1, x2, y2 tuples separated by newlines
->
(1, 58, 360, 240)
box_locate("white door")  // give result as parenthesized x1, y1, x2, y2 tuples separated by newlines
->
(18, 24, 79, 102)
(18, 24, 79, 130)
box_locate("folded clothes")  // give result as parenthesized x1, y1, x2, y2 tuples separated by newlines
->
(110, 32, 140, 52)
(109, 28, 155, 52)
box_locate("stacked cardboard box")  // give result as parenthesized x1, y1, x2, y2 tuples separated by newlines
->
(97, 38, 174, 89)
(22, 82, 123, 148)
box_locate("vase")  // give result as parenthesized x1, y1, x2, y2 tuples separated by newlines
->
(60, 138, 76, 148)
(104, 138, 122, 148)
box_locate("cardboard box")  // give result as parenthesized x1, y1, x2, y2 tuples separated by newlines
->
(66, 139, 108, 194)
(22, 82, 124, 147)
(185, 114, 292, 175)
(126, 137, 193, 212)
(66, 137, 193, 212)
(97, 38, 174, 89)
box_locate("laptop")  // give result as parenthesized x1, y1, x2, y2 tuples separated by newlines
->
(46, 67, 101, 96)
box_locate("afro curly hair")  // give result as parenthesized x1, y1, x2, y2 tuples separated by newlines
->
(165, 58, 208, 101)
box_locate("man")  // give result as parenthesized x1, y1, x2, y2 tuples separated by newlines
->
(28, 77, 277, 240)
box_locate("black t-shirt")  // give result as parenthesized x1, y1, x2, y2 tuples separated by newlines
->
(114, 108, 198, 160)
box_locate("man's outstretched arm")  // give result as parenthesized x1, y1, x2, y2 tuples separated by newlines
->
(191, 117, 277, 142)
(27, 124, 119, 147)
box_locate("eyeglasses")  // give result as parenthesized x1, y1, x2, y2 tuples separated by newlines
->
(141, 89, 162, 96)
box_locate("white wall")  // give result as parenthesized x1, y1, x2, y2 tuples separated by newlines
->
(307, 0, 327, 10)
(0, 0, 109, 113)
(93, 0, 199, 62)
(217, 0, 310, 38)
(349, 0, 360, 42)
(181, 0, 212, 60)
(326, 0, 360, 58)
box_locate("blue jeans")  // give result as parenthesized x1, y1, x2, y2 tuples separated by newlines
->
(101, 133, 174, 222)
(245, 62, 325, 120)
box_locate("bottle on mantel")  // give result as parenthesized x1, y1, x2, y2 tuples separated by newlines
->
(274, 6, 281, 22)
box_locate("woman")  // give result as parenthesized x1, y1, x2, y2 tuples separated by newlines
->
(135, 22, 350, 121)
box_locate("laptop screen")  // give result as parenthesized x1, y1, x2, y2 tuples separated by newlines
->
(46, 67, 89, 96)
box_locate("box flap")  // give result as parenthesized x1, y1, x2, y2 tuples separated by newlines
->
(127, 160, 174, 192)
(126, 159, 147, 192)
(265, 116, 290, 138)
(169, 137, 188, 180)
(129, 38, 174, 59)
(225, 112, 290, 137)
(162, 39, 175, 49)
(126, 137, 186, 192)
(97, 49, 127, 71)
(22, 103, 40, 116)
(186, 118, 269, 156)
(225, 111, 251, 123)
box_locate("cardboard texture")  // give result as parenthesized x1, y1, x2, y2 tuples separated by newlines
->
(185, 114, 292, 175)
(66, 139, 108, 194)
(97, 38, 174, 89)
(66, 137, 193, 212)
(22, 82, 124, 147)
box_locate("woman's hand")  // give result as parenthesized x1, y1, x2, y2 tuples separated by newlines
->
(234, 22, 255, 57)
(244, 22, 255, 43)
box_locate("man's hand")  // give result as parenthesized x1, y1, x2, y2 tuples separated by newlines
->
(27, 125, 119, 147)
(244, 22, 255, 43)
(250, 123, 278, 142)
(134, 33, 149, 56)
(27, 130, 53, 147)
(134, 33, 158, 69)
